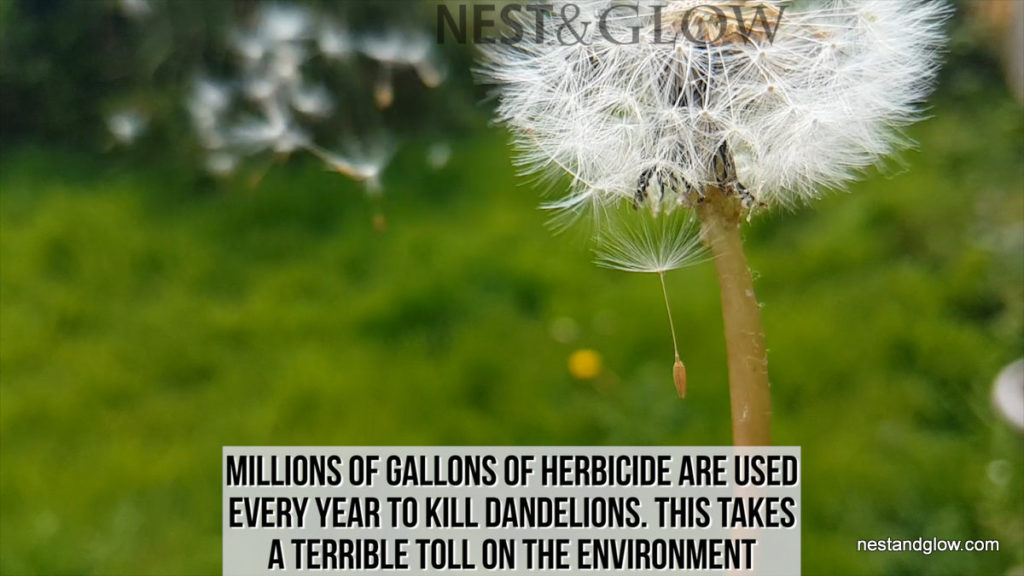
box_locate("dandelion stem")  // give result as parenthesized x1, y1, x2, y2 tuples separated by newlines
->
(697, 188, 771, 446)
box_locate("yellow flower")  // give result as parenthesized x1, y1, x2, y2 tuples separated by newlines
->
(568, 349, 603, 380)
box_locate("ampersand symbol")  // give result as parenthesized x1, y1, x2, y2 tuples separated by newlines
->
(557, 3, 590, 46)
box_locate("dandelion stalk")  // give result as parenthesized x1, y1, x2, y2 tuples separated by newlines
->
(698, 188, 770, 446)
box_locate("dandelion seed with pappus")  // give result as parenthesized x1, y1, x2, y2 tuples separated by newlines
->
(595, 209, 705, 397)
(361, 29, 446, 109)
(480, 0, 951, 445)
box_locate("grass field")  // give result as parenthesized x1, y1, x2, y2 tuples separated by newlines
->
(1, 80, 1022, 574)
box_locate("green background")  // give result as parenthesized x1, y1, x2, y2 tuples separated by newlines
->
(1, 1, 1022, 574)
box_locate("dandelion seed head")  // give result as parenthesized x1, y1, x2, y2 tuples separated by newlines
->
(481, 0, 951, 216)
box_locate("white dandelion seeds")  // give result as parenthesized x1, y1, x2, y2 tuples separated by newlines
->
(480, 0, 951, 219)
(305, 139, 394, 195)
(361, 29, 446, 109)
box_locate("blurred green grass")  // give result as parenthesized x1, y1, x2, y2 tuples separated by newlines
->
(1, 90, 1022, 574)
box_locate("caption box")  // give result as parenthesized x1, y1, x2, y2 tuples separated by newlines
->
(223, 447, 800, 575)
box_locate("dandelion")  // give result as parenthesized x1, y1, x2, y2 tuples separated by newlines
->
(481, 0, 950, 444)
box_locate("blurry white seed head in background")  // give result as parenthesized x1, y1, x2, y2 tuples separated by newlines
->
(173, 1, 449, 193)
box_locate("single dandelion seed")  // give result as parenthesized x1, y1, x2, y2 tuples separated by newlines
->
(306, 138, 394, 230)
(596, 209, 703, 397)
(361, 29, 445, 109)
(306, 138, 394, 193)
